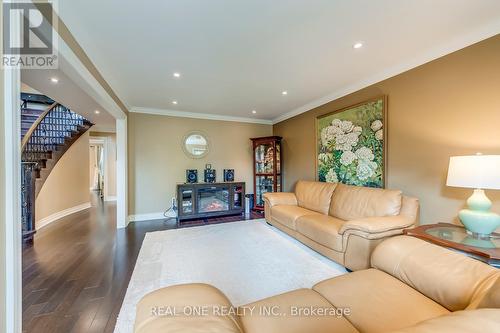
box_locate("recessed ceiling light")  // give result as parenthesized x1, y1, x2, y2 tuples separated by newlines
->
(353, 42, 364, 49)
(282, 91, 288, 96)
(94, 110, 100, 114)
(50, 77, 59, 83)
(173, 72, 181, 78)
(252, 110, 257, 114)
(172, 100, 178, 105)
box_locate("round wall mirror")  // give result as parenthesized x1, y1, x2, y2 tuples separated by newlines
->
(182, 132, 210, 159)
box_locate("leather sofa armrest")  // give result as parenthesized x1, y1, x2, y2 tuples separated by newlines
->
(135, 283, 244, 333)
(339, 215, 415, 235)
(263, 192, 297, 207)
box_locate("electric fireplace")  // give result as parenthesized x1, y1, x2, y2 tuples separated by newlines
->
(198, 187, 229, 213)
(177, 182, 245, 223)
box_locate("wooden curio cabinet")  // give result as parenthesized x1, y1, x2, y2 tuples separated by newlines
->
(250, 136, 282, 210)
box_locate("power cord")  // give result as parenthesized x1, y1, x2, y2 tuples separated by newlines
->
(163, 197, 178, 222)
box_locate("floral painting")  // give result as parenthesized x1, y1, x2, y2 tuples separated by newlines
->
(316, 97, 386, 188)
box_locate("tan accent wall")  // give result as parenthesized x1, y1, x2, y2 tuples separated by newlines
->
(35, 132, 90, 223)
(128, 113, 272, 215)
(273, 35, 500, 225)
(89, 131, 117, 198)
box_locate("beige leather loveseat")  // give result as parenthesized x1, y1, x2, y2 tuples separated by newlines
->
(134, 236, 500, 333)
(263, 181, 419, 270)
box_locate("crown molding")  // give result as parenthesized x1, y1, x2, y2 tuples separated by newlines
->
(272, 19, 500, 124)
(90, 124, 116, 133)
(130, 107, 273, 125)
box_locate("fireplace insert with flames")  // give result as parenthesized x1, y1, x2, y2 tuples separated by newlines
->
(177, 182, 245, 222)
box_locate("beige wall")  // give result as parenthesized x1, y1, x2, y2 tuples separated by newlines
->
(273, 35, 500, 225)
(89, 131, 117, 198)
(128, 113, 272, 215)
(36, 132, 90, 224)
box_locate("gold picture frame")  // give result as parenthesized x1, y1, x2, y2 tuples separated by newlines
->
(315, 96, 387, 188)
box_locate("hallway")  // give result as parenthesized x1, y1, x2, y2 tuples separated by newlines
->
(22, 196, 174, 333)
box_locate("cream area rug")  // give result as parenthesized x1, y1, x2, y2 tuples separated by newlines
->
(114, 219, 346, 332)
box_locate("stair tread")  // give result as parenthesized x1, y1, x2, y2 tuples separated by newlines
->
(21, 114, 40, 119)
(21, 108, 45, 113)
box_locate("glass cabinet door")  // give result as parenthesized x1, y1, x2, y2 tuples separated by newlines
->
(233, 185, 243, 209)
(255, 175, 274, 207)
(255, 143, 274, 174)
(251, 136, 282, 210)
(180, 189, 193, 214)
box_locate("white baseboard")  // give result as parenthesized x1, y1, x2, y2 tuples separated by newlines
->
(105, 196, 117, 202)
(128, 212, 172, 223)
(36, 202, 92, 230)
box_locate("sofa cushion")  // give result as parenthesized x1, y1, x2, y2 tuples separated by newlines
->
(239, 288, 358, 333)
(295, 180, 337, 215)
(329, 183, 402, 220)
(386, 309, 500, 333)
(371, 236, 499, 311)
(476, 275, 500, 309)
(296, 215, 345, 252)
(313, 269, 449, 333)
(135, 283, 243, 333)
(271, 205, 319, 230)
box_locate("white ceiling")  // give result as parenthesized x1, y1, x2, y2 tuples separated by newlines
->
(21, 56, 116, 131)
(58, 0, 500, 123)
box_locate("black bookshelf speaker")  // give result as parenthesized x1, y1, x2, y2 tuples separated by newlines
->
(223, 169, 234, 182)
(204, 169, 216, 183)
(186, 169, 198, 183)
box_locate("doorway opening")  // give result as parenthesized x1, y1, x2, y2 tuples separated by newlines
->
(89, 134, 117, 204)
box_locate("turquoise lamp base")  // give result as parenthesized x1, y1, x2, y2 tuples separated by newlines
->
(459, 209, 500, 236)
(458, 189, 500, 236)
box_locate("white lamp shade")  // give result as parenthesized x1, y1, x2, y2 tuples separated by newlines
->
(446, 155, 500, 190)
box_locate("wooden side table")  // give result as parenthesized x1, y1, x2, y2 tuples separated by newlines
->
(403, 223, 500, 268)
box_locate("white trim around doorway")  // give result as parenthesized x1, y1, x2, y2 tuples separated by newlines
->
(116, 118, 128, 228)
(1, 22, 22, 333)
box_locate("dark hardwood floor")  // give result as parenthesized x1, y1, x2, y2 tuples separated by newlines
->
(22, 194, 261, 333)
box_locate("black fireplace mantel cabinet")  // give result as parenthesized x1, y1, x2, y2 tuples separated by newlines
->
(177, 182, 245, 222)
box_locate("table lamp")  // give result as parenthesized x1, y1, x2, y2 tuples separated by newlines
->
(446, 154, 500, 236)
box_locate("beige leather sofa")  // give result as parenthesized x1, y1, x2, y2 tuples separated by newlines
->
(134, 236, 500, 333)
(263, 181, 419, 270)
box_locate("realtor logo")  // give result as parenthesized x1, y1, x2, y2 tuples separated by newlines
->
(2, 1, 58, 68)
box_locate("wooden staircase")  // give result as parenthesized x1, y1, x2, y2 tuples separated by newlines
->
(21, 93, 93, 242)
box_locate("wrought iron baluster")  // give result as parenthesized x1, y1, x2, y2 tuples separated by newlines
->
(21, 162, 37, 242)
(21, 102, 92, 243)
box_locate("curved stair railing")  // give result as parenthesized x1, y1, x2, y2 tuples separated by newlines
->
(21, 102, 93, 242)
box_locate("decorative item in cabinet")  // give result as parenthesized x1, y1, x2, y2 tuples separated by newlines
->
(250, 136, 282, 210)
